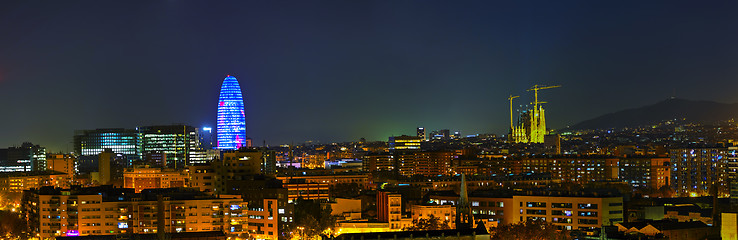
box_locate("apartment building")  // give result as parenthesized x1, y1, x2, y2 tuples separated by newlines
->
(122, 167, 187, 193)
(23, 186, 247, 239)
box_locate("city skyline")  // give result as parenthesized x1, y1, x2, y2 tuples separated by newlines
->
(2, 1, 738, 151)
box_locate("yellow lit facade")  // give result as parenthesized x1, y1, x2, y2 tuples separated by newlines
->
(123, 167, 188, 193)
(411, 204, 455, 228)
(24, 189, 247, 239)
(0, 173, 69, 193)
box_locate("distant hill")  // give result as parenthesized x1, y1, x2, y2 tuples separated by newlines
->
(568, 98, 738, 130)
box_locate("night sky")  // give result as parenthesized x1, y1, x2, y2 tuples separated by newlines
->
(1, 1, 737, 152)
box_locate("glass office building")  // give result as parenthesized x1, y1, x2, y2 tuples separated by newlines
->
(138, 125, 203, 168)
(74, 129, 139, 158)
(217, 75, 247, 150)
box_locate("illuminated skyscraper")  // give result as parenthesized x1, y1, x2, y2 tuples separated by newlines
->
(416, 127, 425, 140)
(217, 75, 248, 149)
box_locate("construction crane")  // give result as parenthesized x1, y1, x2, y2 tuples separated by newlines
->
(527, 85, 561, 110)
(507, 95, 519, 132)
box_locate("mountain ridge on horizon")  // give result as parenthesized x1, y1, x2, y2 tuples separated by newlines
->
(565, 98, 738, 130)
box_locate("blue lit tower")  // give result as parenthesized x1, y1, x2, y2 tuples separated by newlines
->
(217, 75, 247, 149)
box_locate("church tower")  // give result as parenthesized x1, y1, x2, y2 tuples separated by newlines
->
(456, 174, 474, 229)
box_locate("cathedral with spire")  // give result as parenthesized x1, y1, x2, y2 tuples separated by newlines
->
(455, 173, 474, 230)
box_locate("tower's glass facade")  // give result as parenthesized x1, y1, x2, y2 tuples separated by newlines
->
(217, 75, 247, 149)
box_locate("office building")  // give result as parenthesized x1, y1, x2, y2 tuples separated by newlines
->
(73, 129, 139, 158)
(416, 127, 425, 141)
(388, 135, 421, 152)
(143, 151, 167, 167)
(138, 125, 203, 168)
(217, 75, 248, 150)
(74, 129, 139, 173)
(0, 142, 47, 172)
(199, 127, 215, 150)
(430, 129, 450, 140)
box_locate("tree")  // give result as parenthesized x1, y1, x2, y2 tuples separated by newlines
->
(490, 219, 571, 240)
(403, 214, 451, 231)
(292, 198, 336, 240)
(0, 210, 27, 237)
(330, 183, 361, 198)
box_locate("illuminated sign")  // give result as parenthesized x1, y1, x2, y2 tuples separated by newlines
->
(67, 230, 79, 236)
(118, 222, 128, 229)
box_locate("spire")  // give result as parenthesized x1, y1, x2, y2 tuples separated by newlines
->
(460, 173, 469, 203)
(456, 173, 473, 230)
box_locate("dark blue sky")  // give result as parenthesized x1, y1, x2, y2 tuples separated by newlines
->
(1, 1, 737, 151)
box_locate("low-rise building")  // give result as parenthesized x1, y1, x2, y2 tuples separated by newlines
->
(411, 204, 455, 228)
(616, 220, 710, 240)
(429, 188, 624, 233)
(329, 198, 362, 220)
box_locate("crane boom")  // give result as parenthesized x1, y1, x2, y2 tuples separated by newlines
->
(527, 85, 561, 108)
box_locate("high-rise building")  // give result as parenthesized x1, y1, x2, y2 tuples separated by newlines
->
(217, 75, 248, 150)
(416, 127, 425, 141)
(670, 147, 729, 197)
(74, 129, 139, 173)
(138, 125, 203, 168)
(430, 129, 451, 140)
(619, 157, 670, 190)
(727, 147, 738, 203)
(74, 129, 139, 158)
(46, 154, 76, 177)
(199, 127, 215, 150)
(544, 134, 561, 154)
(98, 149, 115, 185)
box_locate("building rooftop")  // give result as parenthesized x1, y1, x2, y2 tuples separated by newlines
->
(0, 170, 67, 177)
(29, 186, 237, 202)
(428, 187, 622, 199)
(618, 220, 709, 231)
(335, 225, 488, 240)
(56, 231, 225, 240)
